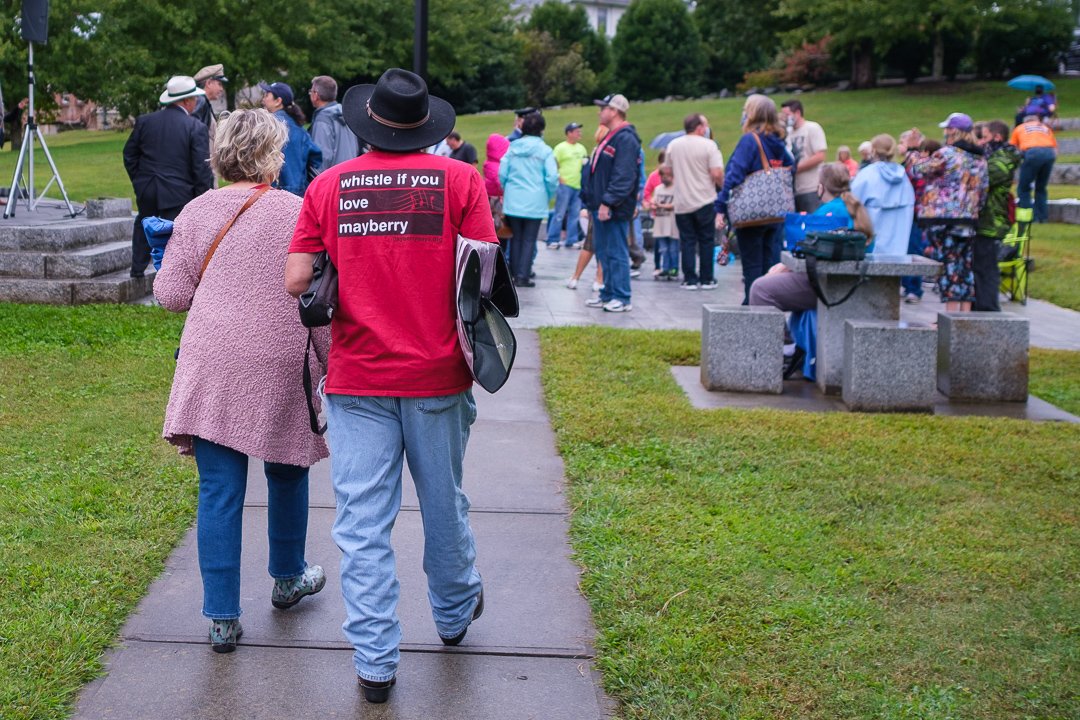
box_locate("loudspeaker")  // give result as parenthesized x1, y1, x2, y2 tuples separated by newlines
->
(21, 0, 49, 44)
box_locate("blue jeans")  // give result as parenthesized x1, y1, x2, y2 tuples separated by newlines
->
(735, 222, 781, 305)
(192, 437, 311, 620)
(675, 205, 716, 284)
(324, 391, 482, 683)
(656, 236, 679, 273)
(1017, 147, 1055, 222)
(546, 184, 581, 247)
(507, 216, 541, 281)
(900, 222, 926, 297)
(592, 214, 631, 303)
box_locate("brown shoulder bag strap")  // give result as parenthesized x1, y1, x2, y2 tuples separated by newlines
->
(198, 184, 271, 280)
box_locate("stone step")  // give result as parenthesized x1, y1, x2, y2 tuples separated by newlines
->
(1049, 163, 1080, 185)
(0, 216, 133, 253)
(0, 240, 132, 280)
(0, 268, 154, 305)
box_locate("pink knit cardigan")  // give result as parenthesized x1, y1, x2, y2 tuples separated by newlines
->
(155, 187, 329, 467)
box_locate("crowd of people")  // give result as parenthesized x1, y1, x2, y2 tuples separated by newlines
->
(132, 63, 1055, 705)
(476, 92, 1050, 325)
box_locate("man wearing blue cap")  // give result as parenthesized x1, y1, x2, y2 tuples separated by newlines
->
(260, 81, 322, 196)
(547, 122, 587, 249)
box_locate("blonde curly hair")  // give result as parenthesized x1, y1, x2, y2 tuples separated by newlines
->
(211, 108, 288, 184)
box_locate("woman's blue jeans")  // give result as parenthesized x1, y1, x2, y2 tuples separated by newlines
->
(324, 391, 482, 684)
(735, 222, 781, 304)
(192, 437, 310, 620)
(1017, 147, 1055, 223)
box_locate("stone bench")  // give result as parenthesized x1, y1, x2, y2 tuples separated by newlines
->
(701, 305, 785, 394)
(937, 312, 1029, 402)
(842, 320, 937, 412)
(780, 252, 942, 394)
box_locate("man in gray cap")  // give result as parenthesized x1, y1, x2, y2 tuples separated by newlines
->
(192, 64, 227, 136)
(123, 76, 214, 277)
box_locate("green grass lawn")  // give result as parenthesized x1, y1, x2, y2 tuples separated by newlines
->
(0, 304, 197, 720)
(0, 301, 1078, 716)
(1027, 223, 1080, 311)
(540, 327, 1080, 720)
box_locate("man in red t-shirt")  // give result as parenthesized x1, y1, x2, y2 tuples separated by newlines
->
(285, 68, 495, 704)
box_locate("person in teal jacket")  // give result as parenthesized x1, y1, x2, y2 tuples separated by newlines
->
(498, 112, 558, 286)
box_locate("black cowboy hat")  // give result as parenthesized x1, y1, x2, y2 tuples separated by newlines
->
(342, 68, 455, 153)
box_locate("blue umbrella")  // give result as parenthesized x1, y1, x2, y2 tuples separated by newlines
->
(649, 130, 685, 150)
(1008, 75, 1055, 92)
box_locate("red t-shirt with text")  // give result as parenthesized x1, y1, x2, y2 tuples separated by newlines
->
(289, 151, 497, 397)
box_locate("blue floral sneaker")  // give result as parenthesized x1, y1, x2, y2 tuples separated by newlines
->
(271, 564, 326, 609)
(209, 619, 243, 653)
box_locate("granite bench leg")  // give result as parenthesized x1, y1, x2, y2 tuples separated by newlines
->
(816, 276, 900, 395)
(701, 305, 785, 394)
(937, 312, 1029, 402)
(842, 320, 937, 412)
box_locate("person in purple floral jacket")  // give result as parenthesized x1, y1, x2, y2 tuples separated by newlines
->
(910, 112, 989, 312)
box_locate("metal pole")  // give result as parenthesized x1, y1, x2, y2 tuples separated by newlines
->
(27, 42, 35, 208)
(413, 0, 428, 81)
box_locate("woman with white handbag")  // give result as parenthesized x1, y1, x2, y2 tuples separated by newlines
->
(715, 94, 796, 304)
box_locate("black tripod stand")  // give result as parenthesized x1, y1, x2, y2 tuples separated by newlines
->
(3, 41, 75, 219)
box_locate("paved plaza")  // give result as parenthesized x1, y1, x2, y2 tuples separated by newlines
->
(75, 241, 1079, 718)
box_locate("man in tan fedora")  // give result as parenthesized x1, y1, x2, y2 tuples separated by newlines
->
(122, 76, 214, 277)
(285, 67, 494, 705)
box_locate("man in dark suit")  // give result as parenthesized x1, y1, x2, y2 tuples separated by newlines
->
(123, 75, 214, 277)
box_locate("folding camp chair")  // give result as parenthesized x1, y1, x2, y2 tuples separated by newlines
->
(999, 206, 1033, 304)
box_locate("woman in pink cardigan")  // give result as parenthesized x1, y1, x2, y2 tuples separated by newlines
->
(154, 109, 330, 653)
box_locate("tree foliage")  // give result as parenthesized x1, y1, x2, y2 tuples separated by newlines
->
(0, 0, 521, 119)
(694, 0, 786, 92)
(613, 0, 705, 99)
(521, 0, 608, 105)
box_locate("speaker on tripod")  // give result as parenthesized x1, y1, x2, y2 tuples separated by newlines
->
(21, 0, 49, 44)
(4, 0, 76, 219)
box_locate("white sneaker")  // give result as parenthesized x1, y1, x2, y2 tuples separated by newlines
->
(585, 296, 605, 308)
(679, 281, 699, 291)
(699, 280, 718, 290)
(629, 269, 641, 279)
(566, 277, 579, 289)
(592, 281, 604, 292)
(904, 293, 922, 304)
(602, 299, 632, 312)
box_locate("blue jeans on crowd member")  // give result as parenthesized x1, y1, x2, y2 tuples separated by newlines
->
(592, 214, 631, 303)
(676, 204, 717, 285)
(735, 222, 782, 305)
(192, 437, 311, 620)
(900, 222, 926, 298)
(507, 216, 542, 282)
(1017, 147, 1055, 222)
(547, 184, 582, 247)
(324, 390, 482, 684)
(656, 236, 679, 274)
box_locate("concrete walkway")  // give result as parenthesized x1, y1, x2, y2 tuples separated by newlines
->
(76, 241, 1079, 719)
(74, 330, 613, 719)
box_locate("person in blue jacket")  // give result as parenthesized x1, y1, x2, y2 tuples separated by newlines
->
(851, 134, 914, 256)
(716, 95, 795, 304)
(498, 111, 558, 286)
(260, 82, 321, 196)
(580, 93, 642, 313)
